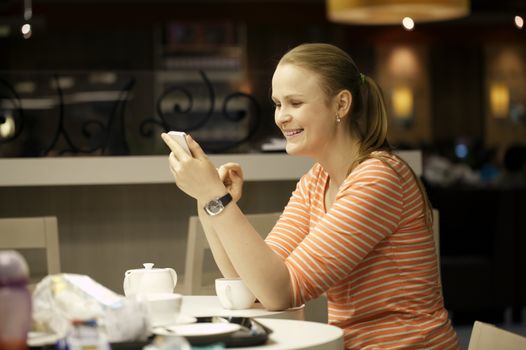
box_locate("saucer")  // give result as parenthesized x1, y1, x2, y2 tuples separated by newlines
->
(150, 313, 197, 329)
(152, 322, 241, 344)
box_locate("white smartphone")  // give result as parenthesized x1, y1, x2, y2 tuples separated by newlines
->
(167, 131, 191, 155)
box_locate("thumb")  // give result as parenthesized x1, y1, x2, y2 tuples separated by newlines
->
(186, 134, 206, 159)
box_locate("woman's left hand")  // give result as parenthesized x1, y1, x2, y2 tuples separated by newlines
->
(161, 133, 226, 203)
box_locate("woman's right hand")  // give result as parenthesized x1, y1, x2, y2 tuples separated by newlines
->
(218, 162, 244, 202)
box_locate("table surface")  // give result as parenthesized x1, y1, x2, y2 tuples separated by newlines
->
(181, 295, 305, 320)
(248, 318, 343, 350)
(180, 295, 344, 350)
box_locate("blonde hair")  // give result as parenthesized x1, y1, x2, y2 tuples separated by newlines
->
(278, 43, 433, 226)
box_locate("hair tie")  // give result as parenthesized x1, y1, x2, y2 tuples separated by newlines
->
(359, 73, 366, 85)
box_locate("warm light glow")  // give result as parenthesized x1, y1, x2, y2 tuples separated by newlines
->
(327, 0, 470, 25)
(392, 86, 413, 119)
(0, 113, 16, 139)
(402, 17, 415, 30)
(387, 47, 419, 77)
(515, 16, 524, 29)
(490, 83, 510, 119)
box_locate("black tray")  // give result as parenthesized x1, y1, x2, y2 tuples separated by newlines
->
(189, 316, 273, 348)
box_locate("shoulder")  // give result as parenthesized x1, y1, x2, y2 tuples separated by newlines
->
(345, 151, 406, 189)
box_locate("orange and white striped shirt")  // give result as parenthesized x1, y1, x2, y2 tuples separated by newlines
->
(265, 152, 460, 349)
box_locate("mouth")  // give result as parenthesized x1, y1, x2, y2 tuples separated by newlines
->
(283, 129, 304, 137)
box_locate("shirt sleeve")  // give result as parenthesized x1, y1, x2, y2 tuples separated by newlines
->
(284, 160, 403, 306)
(264, 166, 314, 259)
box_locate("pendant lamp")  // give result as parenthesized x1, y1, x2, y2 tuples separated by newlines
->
(327, 0, 470, 25)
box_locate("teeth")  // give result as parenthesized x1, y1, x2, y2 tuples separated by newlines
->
(284, 129, 303, 137)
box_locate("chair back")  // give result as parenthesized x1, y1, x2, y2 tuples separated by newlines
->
(183, 212, 280, 295)
(0, 216, 61, 284)
(468, 321, 526, 350)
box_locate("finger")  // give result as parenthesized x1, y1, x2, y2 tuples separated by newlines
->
(186, 134, 207, 159)
(229, 165, 244, 181)
(222, 163, 243, 178)
(161, 133, 191, 161)
(218, 165, 228, 181)
(168, 153, 180, 174)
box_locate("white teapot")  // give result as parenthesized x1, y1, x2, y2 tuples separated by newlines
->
(123, 263, 177, 297)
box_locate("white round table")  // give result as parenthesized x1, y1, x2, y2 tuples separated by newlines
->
(179, 296, 344, 350)
(246, 318, 343, 350)
(181, 295, 305, 320)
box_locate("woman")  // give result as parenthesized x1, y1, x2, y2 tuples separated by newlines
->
(162, 43, 459, 349)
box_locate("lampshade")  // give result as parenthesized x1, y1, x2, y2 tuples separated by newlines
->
(327, 0, 470, 25)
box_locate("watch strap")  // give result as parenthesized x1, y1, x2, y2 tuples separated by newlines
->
(203, 192, 232, 216)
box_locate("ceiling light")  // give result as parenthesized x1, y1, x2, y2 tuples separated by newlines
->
(402, 17, 415, 30)
(21, 23, 32, 39)
(327, 0, 470, 25)
(515, 16, 524, 29)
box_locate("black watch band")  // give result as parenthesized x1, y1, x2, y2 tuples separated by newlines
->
(203, 193, 233, 216)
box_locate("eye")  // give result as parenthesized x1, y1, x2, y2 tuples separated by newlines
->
(273, 102, 281, 109)
(290, 101, 303, 107)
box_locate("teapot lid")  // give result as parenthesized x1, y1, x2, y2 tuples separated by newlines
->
(143, 263, 154, 270)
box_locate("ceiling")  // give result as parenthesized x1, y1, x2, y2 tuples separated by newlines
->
(0, 0, 525, 25)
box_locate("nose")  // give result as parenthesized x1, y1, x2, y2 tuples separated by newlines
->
(275, 108, 292, 127)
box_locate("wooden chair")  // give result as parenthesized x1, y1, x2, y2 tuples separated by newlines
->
(182, 211, 329, 322)
(468, 321, 526, 350)
(182, 212, 281, 295)
(0, 216, 61, 286)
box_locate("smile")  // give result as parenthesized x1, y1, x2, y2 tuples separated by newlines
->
(283, 129, 303, 137)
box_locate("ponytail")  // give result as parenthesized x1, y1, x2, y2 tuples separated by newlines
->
(347, 75, 390, 172)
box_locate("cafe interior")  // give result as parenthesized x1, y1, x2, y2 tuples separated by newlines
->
(1, 0, 526, 348)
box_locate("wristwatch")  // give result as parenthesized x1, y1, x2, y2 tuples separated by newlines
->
(203, 193, 233, 216)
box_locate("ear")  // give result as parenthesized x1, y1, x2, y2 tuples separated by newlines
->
(335, 89, 352, 118)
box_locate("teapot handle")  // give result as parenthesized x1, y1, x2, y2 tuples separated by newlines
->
(123, 271, 132, 296)
(168, 268, 178, 290)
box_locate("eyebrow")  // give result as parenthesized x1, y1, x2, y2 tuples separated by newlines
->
(271, 94, 305, 101)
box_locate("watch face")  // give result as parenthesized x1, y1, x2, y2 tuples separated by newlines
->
(207, 199, 224, 215)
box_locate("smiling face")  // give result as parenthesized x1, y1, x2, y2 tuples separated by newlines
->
(272, 63, 338, 159)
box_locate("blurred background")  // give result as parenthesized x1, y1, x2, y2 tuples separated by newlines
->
(1, 0, 526, 345)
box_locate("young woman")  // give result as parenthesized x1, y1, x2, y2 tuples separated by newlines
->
(162, 43, 459, 349)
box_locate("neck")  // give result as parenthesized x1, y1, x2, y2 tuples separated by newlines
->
(318, 135, 361, 188)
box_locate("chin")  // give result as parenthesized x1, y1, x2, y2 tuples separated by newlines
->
(285, 144, 306, 156)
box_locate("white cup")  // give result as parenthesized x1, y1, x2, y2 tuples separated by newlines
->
(215, 278, 256, 310)
(144, 293, 182, 327)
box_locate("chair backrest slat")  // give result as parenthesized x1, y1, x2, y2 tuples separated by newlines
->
(0, 216, 61, 275)
(468, 321, 526, 350)
(183, 212, 280, 295)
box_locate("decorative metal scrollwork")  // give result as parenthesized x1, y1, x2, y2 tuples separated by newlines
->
(44, 75, 135, 156)
(143, 70, 261, 153)
(0, 69, 263, 157)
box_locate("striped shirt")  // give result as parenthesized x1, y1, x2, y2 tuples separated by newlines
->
(265, 152, 460, 349)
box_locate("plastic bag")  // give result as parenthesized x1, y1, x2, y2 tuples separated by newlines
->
(32, 273, 150, 342)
